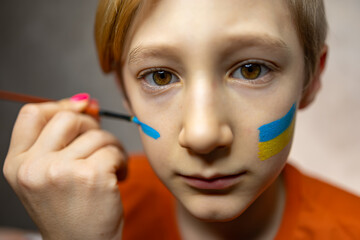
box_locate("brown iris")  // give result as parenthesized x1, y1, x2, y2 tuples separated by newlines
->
(241, 64, 261, 80)
(153, 71, 172, 85)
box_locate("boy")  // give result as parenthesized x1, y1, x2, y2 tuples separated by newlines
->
(3, 0, 360, 239)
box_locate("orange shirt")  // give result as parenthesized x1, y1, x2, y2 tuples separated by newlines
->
(118, 155, 360, 239)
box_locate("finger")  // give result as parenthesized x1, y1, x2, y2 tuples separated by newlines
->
(32, 110, 99, 152)
(8, 98, 89, 156)
(9, 102, 60, 155)
(87, 145, 128, 181)
(62, 129, 124, 160)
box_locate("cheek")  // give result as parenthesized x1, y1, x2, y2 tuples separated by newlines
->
(133, 101, 183, 179)
(251, 138, 292, 196)
(122, 68, 183, 175)
(257, 103, 296, 161)
(228, 99, 297, 167)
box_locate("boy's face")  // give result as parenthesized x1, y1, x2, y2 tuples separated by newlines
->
(122, 0, 304, 221)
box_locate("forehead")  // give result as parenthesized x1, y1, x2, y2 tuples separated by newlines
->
(124, 0, 299, 61)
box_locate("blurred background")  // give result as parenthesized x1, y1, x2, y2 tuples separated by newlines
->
(0, 0, 359, 232)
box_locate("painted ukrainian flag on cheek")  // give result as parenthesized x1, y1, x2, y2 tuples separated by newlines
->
(258, 103, 296, 161)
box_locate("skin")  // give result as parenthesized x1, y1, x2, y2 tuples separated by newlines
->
(3, 99, 126, 240)
(3, 0, 327, 239)
(121, 0, 326, 238)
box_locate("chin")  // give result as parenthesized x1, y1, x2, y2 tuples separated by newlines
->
(181, 194, 251, 222)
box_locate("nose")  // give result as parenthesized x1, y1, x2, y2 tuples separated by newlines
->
(178, 77, 233, 154)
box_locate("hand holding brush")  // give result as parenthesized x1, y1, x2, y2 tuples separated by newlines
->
(0, 90, 160, 140)
(1, 90, 145, 239)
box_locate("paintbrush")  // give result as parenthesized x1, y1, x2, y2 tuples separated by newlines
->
(0, 90, 160, 140)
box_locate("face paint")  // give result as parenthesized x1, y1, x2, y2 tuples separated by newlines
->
(132, 116, 161, 140)
(258, 103, 296, 161)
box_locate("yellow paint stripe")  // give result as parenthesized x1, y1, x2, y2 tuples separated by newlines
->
(258, 118, 295, 161)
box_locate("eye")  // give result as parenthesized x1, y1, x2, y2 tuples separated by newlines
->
(231, 63, 270, 81)
(140, 69, 180, 86)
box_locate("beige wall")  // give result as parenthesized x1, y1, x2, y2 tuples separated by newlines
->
(290, 0, 360, 195)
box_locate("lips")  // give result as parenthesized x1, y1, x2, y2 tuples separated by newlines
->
(179, 172, 246, 190)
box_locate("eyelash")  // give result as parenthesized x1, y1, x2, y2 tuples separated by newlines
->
(228, 60, 277, 86)
(137, 68, 181, 93)
(136, 60, 278, 93)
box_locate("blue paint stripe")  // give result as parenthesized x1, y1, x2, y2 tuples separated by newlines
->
(132, 116, 141, 125)
(132, 116, 160, 140)
(258, 103, 296, 142)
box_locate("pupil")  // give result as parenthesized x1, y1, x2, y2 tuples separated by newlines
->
(153, 70, 172, 85)
(245, 64, 254, 72)
(158, 71, 166, 79)
(241, 63, 261, 80)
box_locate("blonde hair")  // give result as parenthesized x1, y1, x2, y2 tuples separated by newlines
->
(286, 0, 328, 84)
(95, 0, 327, 84)
(94, 0, 141, 73)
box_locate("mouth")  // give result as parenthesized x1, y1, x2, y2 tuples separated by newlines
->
(178, 171, 247, 190)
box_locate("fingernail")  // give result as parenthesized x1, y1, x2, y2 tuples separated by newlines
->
(71, 93, 90, 102)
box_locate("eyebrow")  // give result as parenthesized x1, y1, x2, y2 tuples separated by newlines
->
(128, 44, 181, 65)
(219, 34, 290, 56)
(127, 34, 290, 65)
